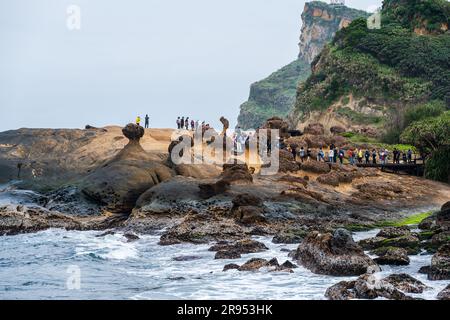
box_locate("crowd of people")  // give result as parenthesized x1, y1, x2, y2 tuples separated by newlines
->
(176, 117, 208, 131)
(287, 144, 415, 166)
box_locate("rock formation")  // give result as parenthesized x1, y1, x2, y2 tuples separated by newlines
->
(80, 123, 174, 213)
(237, 1, 368, 129)
(294, 229, 379, 276)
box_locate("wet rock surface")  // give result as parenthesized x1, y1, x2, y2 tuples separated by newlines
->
(373, 247, 410, 266)
(326, 273, 426, 300)
(437, 284, 450, 300)
(294, 229, 379, 276)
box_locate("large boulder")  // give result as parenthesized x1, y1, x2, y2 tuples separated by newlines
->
(300, 161, 331, 174)
(278, 149, 300, 173)
(374, 247, 410, 266)
(294, 229, 379, 276)
(326, 273, 419, 300)
(260, 117, 290, 139)
(437, 201, 450, 231)
(330, 126, 346, 135)
(134, 176, 202, 214)
(377, 227, 412, 239)
(429, 244, 450, 280)
(221, 163, 253, 184)
(231, 194, 266, 225)
(304, 123, 325, 135)
(80, 124, 174, 213)
(209, 239, 268, 256)
(383, 274, 428, 294)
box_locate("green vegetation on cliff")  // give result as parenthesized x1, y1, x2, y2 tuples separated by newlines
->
(293, 0, 449, 137)
(401, 111, 450, 182)
(237, 59, 310, 130)
(237, 1, 370, 130)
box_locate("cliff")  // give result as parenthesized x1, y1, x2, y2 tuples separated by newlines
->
(237, 1, 369, 130)
(289, 0, 450, 140)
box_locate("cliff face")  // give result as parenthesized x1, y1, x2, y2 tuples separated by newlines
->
(298, 1, 369, 64)
(237, 1, 369, 130)
(290, 0, 450, 139)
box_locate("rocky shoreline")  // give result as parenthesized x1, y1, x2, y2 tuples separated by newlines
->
(0, 123, 449, 300)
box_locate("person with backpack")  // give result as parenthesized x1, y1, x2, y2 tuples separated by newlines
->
(365, 149, 370, 164)
(338, 149, 345, 164)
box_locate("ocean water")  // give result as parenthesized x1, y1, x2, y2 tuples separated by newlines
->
(0, 184, 448, 300)
(0, 229, 448, 300)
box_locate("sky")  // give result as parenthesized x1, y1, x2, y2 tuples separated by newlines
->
(0, 0, 382, 132)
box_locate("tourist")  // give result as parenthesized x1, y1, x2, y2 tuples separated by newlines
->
(407, 149, 413, 163)
(357, 148, 363, 164)
(372, 149, 377, 164)
(328, 148, 334, 163)
(185, 117, 189, 130)
(306, 148, 312, 161)
(176, 117, 181, 129)
(145, 114, 150, 129)
(299, 147, 306, 162)
(393, 148, 399, 164)
(136, 116, 141, 126)
(338, 149, 345, 165)
(348, 149, 355, 165)
(402, 152, 407, 164)
(317, 147, 324, 162)
(181, 117, 185, 129)
(290, 143, 298, 160)
(365, 149, 370, 164)
(380, 149, 386, 165)
(190, 119, 195, 131)
(195, 120, 199, 130)
(333, 147, 338, 164)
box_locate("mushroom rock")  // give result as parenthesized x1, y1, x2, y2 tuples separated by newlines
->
(122, 123, 144, 142)
(80, 123, 174, 213)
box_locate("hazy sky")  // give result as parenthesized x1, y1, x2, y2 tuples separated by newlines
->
(0, 0, 381, 131)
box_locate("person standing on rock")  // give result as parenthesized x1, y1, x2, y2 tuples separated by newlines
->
(364, 149, 370, 164)
(328, 148, 334, 163)
(407, 149, 413, 163)
(185, 117, 189, 130)
(190, 119, 195, 131)
(318, 147, 325, 162)
(348, 149, 354, 165)
(181, 117, 185, 130)
(290, 144, 298, 161)
(338, 149, 345, 165)
(300, 147, 306, 162)
(145, 114, 150, 129)
(176, 117, 181, 129)
(136, 116, 141, 126)
(372, 149, 377, 164)
(358, 148, 363, 163)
